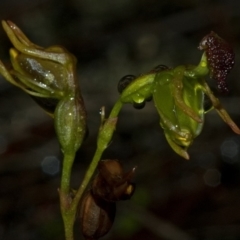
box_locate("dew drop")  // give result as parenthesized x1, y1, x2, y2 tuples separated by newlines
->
(132, 94, 144, 103)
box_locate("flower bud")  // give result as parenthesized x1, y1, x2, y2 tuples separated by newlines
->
(9, 48, 69, 98)
(0, 20, 87, 153)
(80, 191, 116, 240)
(54, 95, 86, 154)
(0, 20, 79, 98)
(92, 160, 136, 201)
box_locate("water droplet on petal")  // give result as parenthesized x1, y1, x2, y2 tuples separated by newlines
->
(132, 94, 144, 103)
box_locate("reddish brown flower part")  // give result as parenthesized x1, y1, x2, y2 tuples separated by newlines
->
(199, 31, 235, 93)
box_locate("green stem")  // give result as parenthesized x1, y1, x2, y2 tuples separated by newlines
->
(184, 52, 209, 78)
(62, 215, 74, 240)
(108, 98, 124, 118)
(71, 146, 104, 208)
(60, 153, 76, 240)
(71, 99, 123, 211)
(59, 99, 123, 240)
(61, 153, 75, 194)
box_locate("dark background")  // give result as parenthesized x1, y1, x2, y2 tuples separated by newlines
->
(1, 0, 240, 239)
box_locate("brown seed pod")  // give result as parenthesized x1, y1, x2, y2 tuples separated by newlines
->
(80, 160, 136, 239)
(92, 159, 136, 202)
(80, 191, 116, 240)
(199, 31, 235, 93)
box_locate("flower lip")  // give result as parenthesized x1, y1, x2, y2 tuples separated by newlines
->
(199, 31, 235, 93)
(174, 130, 193, 147)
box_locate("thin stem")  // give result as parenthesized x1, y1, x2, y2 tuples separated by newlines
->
(200, 79, 240, 134)
(60, 99, 123, 240)
(184, 52, 209, 78)
(60, 153, 76, 240)
(71, 147, 103, 208)
(71, 99, 123, 211)
(61, 153, 75, 194)
(109, 99, 123, 118)
(62, 217, 74, 240)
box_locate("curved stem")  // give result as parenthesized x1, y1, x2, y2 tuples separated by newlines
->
(71, 147, 103, 208)
(200, 79, 240, 134)
(184, 52, 209, 78)
(59, 98, 123, 240)
(70, 99, 123, 212)
(59, 99, 123, 240)
(108, 99, 123, 118)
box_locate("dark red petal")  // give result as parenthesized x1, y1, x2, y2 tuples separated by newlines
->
(199, 31, 235, 93)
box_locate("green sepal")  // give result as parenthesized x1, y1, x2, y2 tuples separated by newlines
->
(153, 68, 204, 159)
(9, 49, 67, 97)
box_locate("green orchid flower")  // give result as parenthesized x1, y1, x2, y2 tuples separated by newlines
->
(0, 20, 86, 154)
(118, 32, 240, 159)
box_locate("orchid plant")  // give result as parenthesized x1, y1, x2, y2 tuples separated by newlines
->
(0, 20, 239, 240)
